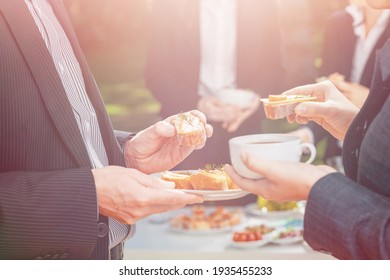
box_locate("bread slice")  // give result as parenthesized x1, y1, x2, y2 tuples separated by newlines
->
(189, 170, 229, 191)
(261, 95, 317, 120)
(173, 112, 206, 146)
(161, 171, 193, 189)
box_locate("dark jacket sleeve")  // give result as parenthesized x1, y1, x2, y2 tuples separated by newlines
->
(0, 168, 99, 259)
(304, 172, 390, 259)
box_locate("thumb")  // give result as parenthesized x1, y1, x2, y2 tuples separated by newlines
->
(151, 121, 176, 139)
(242, 153, 296, 182)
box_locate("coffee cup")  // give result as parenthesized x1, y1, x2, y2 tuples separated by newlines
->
(229, 134, 316, 179)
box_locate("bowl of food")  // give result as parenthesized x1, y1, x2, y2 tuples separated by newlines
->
(214, 88, 257, 108)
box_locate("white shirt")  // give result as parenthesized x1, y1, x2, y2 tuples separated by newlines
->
(347, 5, 390, 83)
(198, 0, 237, 96)
(25, 0, 131, 250)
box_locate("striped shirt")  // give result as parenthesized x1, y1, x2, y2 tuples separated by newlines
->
(25, 0, 130, 250)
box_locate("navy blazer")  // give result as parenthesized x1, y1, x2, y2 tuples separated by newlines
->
(310, 9, 390, 161)
(0, 0, 128, 259)
(145, 0, 285, 169)
(304, 39, 390, 259)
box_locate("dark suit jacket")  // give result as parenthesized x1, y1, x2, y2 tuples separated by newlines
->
(0, 0, 129, 259)
(145, 0, 285, 170)
(304, 39, 390, 259)
(311, 9, 390, 160)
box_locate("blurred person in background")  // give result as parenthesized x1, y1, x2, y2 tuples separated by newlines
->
(292, 0, 390, 166)
(225, 0, 390, 260)
(145, 0, 285, 170)
(0, 0, 211, 259)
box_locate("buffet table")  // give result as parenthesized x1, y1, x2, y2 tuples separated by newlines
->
(124, 206, 335, 260)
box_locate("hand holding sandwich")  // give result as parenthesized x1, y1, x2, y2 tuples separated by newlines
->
(285, 81, 359, 141)
(124, 110, 213, 174)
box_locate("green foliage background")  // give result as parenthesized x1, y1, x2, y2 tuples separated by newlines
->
(64, 0, 347, 148)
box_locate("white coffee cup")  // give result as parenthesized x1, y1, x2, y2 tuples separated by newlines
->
(229, 134, 316, 179)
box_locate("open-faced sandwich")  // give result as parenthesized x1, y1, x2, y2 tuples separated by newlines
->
(173, 112, 206, 146)
(160, 171, 193, 190)
(260, 94, 317, 120)
(161, 165, 239, 191)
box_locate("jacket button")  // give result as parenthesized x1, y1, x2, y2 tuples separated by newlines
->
(97, 222, 109, 237)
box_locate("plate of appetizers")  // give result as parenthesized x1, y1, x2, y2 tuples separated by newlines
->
(169, 206, 243, 234)
(230, 223, 277, 249)
(157, 168, 249, 201)
(245, 200, 305, 218)
(271, 226, 304, 245)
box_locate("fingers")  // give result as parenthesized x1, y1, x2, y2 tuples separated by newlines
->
(294, 101, 329, 119)
(281, 83, 317, 97)
(224, 165, 272, 196)
(188, 110, 208, 124)
(148, 188, 204, 206)
(204, 123, 213, 138)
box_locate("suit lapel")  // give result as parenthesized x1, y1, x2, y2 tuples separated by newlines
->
(0, 0, 91, 167)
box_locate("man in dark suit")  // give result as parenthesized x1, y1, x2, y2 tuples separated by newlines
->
(0, 0, 212, 259)
(225, 0, 390, 259)
(145, 0, 285, 170)
(310, 0, 390, 162)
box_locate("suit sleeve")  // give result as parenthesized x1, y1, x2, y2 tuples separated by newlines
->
(0, 168, 99, 259)
(304, 172, 390, 259)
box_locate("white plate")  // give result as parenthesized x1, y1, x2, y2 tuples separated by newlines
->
(244, 202, 304, 218)
(154, 170, 250, 201)
(180, 189, 249, 201)
(230, 232, 274, 249)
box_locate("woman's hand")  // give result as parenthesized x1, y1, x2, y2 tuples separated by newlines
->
(285, 81, 359, 141)
(124, 110, 213, 174)
(224, 154, 336, 201)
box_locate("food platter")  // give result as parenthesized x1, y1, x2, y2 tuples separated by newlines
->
(170, 225, 237, 235)
(230, 232, 274, 249)
(229, 220, 277, 250)
(271, 226, 304, 245)
(180, 189, 249, 201)
(169, 206, 244, 234)
(244, 202, 305, 218)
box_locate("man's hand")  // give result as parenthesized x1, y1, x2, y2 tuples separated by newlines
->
(285, 81, 359, 141)
(92, 166, 203, 224)
(124, 110, 213, 174)
(197, 96, 241, 123)
(222, 99, 259, 132)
